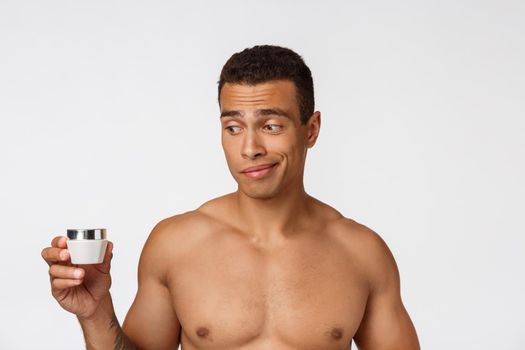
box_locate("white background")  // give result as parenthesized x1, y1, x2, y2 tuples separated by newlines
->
(1, 1, 524, 349)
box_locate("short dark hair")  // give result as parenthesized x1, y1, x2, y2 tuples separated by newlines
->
(218, 45, 315, 125)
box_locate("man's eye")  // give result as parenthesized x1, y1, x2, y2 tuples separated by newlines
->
(225, 126, 242, 134)
(264, 124, 283, 132)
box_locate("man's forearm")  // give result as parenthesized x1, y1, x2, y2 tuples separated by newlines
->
(77, 293, 138, 350)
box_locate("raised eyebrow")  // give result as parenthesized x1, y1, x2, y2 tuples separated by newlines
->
(220, 110, 244, 118)
(220, 108, 292, 120)
(255, 108, 292, 119)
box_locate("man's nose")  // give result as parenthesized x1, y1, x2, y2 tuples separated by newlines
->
(241, 129, 266, 159)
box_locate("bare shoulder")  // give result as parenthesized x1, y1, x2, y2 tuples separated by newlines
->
(333, 218, 419, 348)
(146, 209, 217, 253)
(143, 193, 233, 255)
(329, 216, 400, 292)
(151, 210, 214, 238)
(309, 196, 397, 271)
(139, 208, 218, 280)
(330, 217, 390, 253)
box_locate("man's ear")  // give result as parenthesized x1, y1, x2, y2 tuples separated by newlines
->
(306, 111, 321, 148)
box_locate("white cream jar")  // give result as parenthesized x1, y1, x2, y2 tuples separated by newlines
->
(66, 228, 108, 264)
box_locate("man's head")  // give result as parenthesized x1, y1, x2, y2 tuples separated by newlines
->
(218, 45, 314, 125)
(218, 45, 321, 200)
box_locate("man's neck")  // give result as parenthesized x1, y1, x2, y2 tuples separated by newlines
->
(233, 184, 314, 244)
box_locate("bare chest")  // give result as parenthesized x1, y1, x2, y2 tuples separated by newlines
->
(169, 233, 368, 349)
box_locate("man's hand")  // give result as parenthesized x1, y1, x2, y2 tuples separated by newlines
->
(41, 235, 114, 319)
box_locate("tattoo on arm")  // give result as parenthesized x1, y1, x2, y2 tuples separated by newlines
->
(109, 313, 138, 350)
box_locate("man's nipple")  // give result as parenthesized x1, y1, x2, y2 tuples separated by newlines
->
(330, 327, 343, 340)
(196, 327, 210, 338)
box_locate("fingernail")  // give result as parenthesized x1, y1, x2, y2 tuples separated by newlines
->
(60, 250, 67, 260)
(74, 269, 82, 278)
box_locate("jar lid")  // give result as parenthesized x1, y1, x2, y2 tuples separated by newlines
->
(67, 228, 107, 240)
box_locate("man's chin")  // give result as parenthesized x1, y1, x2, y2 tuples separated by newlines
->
(238, 185, 280, 200)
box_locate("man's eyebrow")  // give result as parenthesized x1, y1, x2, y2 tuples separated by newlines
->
(220, 110, 244, 118)
(220, 108, 292, 120)
(255, 108, 292, 120)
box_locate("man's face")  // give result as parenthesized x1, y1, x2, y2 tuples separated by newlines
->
(219, 80, 320, 199)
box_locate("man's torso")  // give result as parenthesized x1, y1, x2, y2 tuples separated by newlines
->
(159, 194, 372, 349)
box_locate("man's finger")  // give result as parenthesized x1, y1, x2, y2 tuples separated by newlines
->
(41, 247, 70, 266)
(49, 264, 84, 280)
(51, 235, 67, 248)
(51, 277, 83, 291)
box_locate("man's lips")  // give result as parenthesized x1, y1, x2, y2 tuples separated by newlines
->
(241, 163, 277, 173)
(241, 163, 277, 179)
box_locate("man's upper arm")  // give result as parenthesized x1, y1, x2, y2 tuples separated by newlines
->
(122, 219, 182, 350)
(353, 227, 420, 350)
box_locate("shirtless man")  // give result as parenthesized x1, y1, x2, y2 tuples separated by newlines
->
(42, 45, 420, 350)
